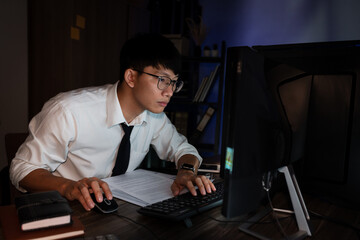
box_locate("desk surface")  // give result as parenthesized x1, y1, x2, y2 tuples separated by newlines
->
(70, 191, 360, 240)
(70, 198, 232, 240)
(1, 191, 360, 240)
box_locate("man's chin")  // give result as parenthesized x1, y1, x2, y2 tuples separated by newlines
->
(148, 107, 165, 114)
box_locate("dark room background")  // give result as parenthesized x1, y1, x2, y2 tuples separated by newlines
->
(200, 0, 360, 48)
(1, 0, 360, 179)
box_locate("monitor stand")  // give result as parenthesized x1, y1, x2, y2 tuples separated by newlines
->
(238, 165, 312, 240)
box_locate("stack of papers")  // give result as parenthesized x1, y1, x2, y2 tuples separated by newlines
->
(103, 169, 183, 207)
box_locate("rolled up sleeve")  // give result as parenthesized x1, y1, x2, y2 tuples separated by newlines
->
(9, 100, 75, 191)
(150, 113, 202, 167)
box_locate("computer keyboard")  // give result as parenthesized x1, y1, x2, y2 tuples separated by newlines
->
(138, 181, 224, 223)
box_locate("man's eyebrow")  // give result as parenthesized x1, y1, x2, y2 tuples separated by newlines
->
(156, 70, 170, 76)
(157, 71, 178, 79)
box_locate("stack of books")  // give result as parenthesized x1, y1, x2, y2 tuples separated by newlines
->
(0, 191, 85, 240)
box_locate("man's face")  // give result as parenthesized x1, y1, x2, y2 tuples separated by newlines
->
(132, 66, 177, 114)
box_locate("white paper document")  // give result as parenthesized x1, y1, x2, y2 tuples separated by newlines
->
(103, 169, 179, 207)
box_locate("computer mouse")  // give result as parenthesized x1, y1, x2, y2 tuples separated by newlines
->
(90, 193, 119, 214)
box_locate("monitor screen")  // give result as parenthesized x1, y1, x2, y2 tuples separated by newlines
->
(220, 40, 360, 220)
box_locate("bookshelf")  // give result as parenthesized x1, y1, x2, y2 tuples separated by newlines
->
(166, 41, 226, 159)
(142, 41, 225, 171)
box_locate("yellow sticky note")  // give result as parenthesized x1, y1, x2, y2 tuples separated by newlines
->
(76, 15, 86, 29)
(70, 26, 80, 40)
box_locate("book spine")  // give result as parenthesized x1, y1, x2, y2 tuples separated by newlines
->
(189, 107, 215, 143)
(196, 107, 215, 132)
(193, 76, 208, 102)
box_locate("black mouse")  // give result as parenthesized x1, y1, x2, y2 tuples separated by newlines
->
(90, 193, 119, 213)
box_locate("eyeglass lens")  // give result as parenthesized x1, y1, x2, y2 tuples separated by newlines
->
(158, 77, 183, 93)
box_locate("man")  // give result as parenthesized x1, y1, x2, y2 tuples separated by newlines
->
(10, 33, 215, 211)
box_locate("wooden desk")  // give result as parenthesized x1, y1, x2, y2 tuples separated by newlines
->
(69, 191, 360, 240)
(1, 192, 359, 240)
(70, 198, 231, 240)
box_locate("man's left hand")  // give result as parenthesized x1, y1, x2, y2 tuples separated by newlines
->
(171, 170, 216, 196)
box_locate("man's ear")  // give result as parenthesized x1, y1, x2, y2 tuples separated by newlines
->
(124, 69, 136, 88)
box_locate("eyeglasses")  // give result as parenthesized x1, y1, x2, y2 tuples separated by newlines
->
(133, 69, 184, 93)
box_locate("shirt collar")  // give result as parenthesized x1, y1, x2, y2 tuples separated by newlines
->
(130, 111, 148, 126)
(106, 81, 124, 127)
(106, 81, 148, 127)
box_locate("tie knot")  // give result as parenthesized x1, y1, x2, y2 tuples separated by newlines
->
(121, 123, 134, 135)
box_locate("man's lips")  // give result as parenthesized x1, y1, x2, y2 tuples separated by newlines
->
(158, 101, 168, 107)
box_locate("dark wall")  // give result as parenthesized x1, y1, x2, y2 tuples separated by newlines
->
(199, 0, 360, 48)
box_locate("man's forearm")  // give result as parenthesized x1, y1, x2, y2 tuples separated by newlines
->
(19, 168, 74, 196)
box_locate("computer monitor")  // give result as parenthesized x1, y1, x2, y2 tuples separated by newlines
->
(220, 46, 291, 219)
(220, 40, 360, 239)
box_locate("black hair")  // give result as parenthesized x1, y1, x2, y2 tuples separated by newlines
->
(119, 33, 181, 82)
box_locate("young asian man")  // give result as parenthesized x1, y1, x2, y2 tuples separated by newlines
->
(9, 33, 216, 211)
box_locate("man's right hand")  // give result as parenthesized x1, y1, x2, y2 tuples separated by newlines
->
(62, 177, 113, 211)
(19, 169, 113, 211)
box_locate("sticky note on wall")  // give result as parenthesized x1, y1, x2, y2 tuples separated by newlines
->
(76, 15, 86, 29)
(70, 26, 80, 40)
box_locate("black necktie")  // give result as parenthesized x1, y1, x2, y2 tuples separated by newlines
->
(112, 123, 134, 176)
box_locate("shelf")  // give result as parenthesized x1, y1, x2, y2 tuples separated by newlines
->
(175, 43, 225, 156)
(158, 42, 227, 163)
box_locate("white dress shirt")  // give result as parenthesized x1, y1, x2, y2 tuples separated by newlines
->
(10, 81, 202, 191)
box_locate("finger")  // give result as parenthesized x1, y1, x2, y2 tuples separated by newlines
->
(99, 181, 113, 200)
(186, 181, 197, 196)
(200, 175, 214, 193)
(64, 182, 92, 211)
(88, 178, 103, 203)
(195, 177, 206, 195)
(171, 182, 181, 196)
(209, 180, 216, 192)
(78, 195, 91, 211)
(80, 184, 95, 209)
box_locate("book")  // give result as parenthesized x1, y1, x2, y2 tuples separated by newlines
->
(0, 205, 84, 240)
(199, 64, 220, 102)
(189, 107, 215, 143)
(193, 64, 220, 102)
(196, 107, 215, 132)
(14, 191, 72, 231)
(193, 76, 208, 102)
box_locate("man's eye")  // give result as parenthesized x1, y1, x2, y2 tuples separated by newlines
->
(159, 77, 171, 84)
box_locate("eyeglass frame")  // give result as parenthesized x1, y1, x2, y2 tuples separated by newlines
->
(132, 68, 184, 93)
